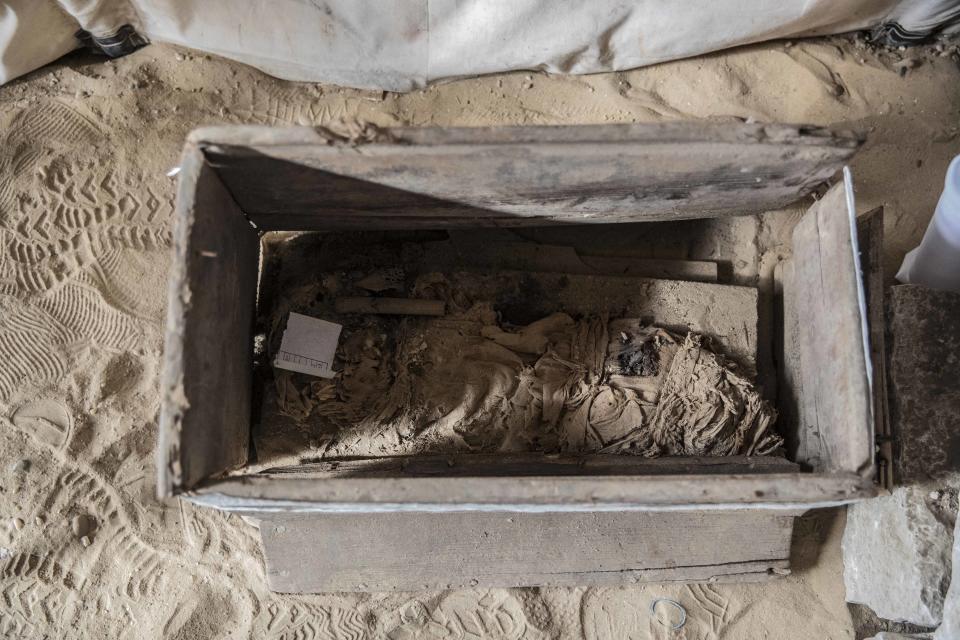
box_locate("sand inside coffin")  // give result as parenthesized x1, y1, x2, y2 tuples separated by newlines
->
(250, 232, 780, 469)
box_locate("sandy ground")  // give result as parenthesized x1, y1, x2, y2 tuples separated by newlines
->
(0, 35, 959, 639)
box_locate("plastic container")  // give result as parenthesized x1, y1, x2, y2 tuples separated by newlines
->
(897, 155, 960, 293)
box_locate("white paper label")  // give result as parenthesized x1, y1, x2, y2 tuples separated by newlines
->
(273, 312, 342, 378)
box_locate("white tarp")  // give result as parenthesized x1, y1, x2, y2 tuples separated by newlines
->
(2, 0, 959, 90)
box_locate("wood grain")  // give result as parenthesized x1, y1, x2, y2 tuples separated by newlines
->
(258, 509, 798, 592)
(856, 207, 890, 489)
(192, 123, 862, 230)
(191, 471, 876, 511)
(158, 146, 259, 496)
(259, 453, 799, 477)
(419, 238, 720, 282)
(790, 174, 874, 477)
(773, 258, 809, 467)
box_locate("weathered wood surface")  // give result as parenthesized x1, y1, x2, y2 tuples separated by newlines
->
(856, 207, 891, 489)
(158, 147, 259, 496)
(190, 122, 863, 148)
(191, 472, 876, 511)
(419, 238, 720, 282)
(773, 258, 809, 468)
(887, 285, 960, 484)
(191, 123, 862, 230)
(789, 172, 874, 478)
(258, 510, 797, 592)
(260, 453, 799, 478)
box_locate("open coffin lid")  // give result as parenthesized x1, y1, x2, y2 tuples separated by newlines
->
(157, 124, 877, 511)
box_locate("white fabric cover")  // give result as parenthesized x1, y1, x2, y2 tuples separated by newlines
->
(0, 0, 955, 90)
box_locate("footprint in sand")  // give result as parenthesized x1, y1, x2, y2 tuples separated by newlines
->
(11, 398, 72, 448)
(387, 591, 545, 640)
(581, 585, 732, 640)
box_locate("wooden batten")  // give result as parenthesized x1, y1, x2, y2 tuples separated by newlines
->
(192, 123, 861, 230)
(777, 171, 874, 477)
(188, 471, 875, 513)
(158, 146, 260, 497)
(258, 509, 799, 592)
(856, 207, 891, 490)
(258, 453, 799, 478)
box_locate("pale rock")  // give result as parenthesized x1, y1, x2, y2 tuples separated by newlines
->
(935, 516, 960, 639)
(843, 486, 953, 627)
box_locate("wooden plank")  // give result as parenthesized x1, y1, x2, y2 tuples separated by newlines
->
(258, 509, 797, 592)
(774, 259, 816, 468)
(190, 122, 863, 148)
(791, 171, 874, 477)
(191, 472, 876, 511)
(258, 453, 799, 477)
(856, 207, 891, 489)
(191, 123, 861, 230)
(419, 238, 719, 282)
(579, 254, 717, 282)
(157, 147, 260, 496)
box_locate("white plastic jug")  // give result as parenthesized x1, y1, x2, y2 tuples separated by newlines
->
(897, 154, 960, 293)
